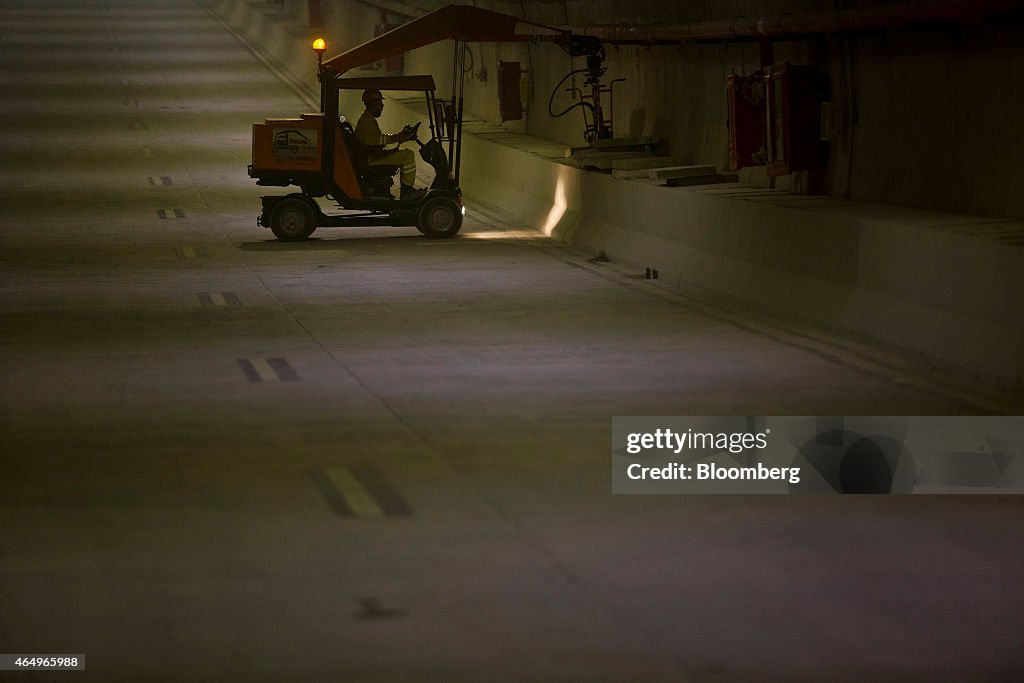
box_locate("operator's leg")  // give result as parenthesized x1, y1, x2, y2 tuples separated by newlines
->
(369, 149, 416, 186)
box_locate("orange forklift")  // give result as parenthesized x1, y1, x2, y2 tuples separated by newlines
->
(248, 5, 609, 241)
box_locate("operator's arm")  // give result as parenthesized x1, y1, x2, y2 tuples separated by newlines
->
(355, 111, 409, 149)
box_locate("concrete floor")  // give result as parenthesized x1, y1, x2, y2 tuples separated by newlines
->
(0, 1, 1021, 681)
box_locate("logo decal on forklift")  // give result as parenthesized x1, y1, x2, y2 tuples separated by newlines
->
(272, 128, 318, 158)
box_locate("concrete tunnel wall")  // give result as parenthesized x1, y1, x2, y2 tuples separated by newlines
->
(202, 0, 1024, 387)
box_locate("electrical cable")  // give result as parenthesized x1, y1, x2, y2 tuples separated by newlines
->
(548, 68, 596, 118)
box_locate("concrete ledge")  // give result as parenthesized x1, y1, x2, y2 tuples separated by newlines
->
(458, 122, 1024, 380)
(206, 0, 1024, 388)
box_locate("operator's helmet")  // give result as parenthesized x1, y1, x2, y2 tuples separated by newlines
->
(361, 89, 383, 105)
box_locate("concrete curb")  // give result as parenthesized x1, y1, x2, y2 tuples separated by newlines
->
(458, 128, 1023, 384)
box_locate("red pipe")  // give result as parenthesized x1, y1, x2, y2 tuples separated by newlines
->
(566, 0, 1024, 43)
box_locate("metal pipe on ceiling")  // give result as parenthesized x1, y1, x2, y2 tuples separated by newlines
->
(563, 0, 1024, 43)
(354, 0, 426, 20)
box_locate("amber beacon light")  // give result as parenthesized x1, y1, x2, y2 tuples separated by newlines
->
(312, 37, 327, 66)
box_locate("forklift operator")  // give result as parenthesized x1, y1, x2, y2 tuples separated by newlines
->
(356, 89, 425, 201)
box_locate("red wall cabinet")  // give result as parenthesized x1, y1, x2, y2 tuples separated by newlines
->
(765, 63, 820, 177)
(726, 73, 766, 171)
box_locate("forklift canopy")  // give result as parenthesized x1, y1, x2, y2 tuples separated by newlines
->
(333, 75, 436, 92)
(321, 5, 569, 75)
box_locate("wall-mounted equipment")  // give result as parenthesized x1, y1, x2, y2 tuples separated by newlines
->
(548, 43, 623, 143)
(726, 73, 765, 171)
(498, 61, 523, 121)
(819, 102, 839, 141)
(764, 63, 819, 177)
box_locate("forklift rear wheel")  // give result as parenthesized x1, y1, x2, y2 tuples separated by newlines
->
(270, 197, 317, 241)
(416, 197, 462, 239)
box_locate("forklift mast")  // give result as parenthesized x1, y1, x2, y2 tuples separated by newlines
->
(319, 66, 341, 201)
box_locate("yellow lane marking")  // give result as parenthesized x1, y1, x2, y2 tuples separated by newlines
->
(325, 467, 385, 518)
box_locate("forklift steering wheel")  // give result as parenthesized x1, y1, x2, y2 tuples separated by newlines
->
(404, 121, 422, 144)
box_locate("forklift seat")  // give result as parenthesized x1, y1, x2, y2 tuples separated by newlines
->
(340, 122, 399, 198)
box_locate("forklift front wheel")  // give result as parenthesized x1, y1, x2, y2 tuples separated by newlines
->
(416, 197, 462, 239)
(270, 197, 317, 241)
